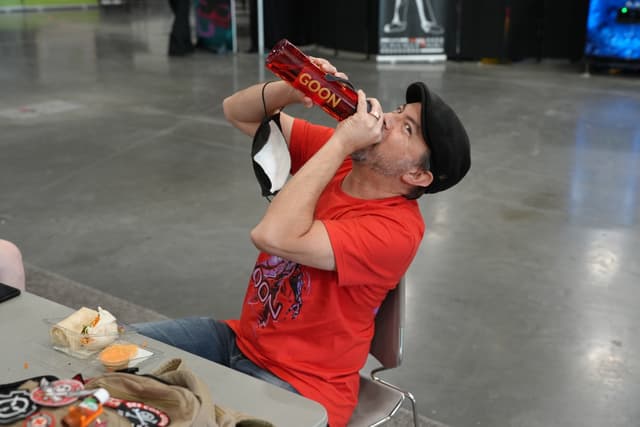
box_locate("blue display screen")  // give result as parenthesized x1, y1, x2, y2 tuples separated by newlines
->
(585, 0, 640, 60)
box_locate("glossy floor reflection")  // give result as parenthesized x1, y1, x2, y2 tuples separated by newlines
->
(2, 4, 640, 427)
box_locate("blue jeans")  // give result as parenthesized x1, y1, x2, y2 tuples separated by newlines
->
(133, 317, 298, 394)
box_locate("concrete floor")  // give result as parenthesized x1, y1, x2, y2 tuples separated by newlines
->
(2, 3, 640, 427)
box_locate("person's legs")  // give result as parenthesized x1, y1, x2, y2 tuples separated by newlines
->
(247, 0, 258, 53)
(134, 317, 298, 393)
(133, 317, 235, 364)
(384, 0, 408, 33)
(0, 239, 25, 291)
(415, 0, 444, 35)
(168, 0, 194, 56)
(229, 350, 299, 394)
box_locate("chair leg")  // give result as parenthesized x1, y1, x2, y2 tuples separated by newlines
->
(405, 390, 418, 427)
(371, 368, 418, 426)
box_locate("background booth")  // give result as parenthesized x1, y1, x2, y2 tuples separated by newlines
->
(584, 0, 640, 69)
(253, 0, 592, 63)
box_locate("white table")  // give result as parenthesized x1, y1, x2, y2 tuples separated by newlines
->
(0, 292, 328, 427)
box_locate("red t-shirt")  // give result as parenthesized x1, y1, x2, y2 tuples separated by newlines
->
(227, 119, 424, 427)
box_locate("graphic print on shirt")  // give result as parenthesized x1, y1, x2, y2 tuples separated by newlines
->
(249, 255, 311, 327)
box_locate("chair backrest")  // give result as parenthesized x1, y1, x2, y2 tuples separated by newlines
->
(369, 277, 405, 369)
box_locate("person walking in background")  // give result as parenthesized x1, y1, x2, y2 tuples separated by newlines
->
(168, 0, 194, 56)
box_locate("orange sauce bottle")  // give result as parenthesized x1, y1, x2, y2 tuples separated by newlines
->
(62, 388, 109, 427)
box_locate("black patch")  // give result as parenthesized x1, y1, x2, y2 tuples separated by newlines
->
(105, 397, 170, 427)
(0, 390, 37, 424)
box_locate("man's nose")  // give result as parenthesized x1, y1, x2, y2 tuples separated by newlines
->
(382, 112, 393, 129)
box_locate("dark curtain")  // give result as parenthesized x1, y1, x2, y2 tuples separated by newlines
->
(249, 0, 313, 51)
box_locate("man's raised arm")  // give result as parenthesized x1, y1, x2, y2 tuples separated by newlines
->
(222, 80, 304, 142)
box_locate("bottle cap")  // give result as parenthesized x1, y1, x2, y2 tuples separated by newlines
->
(92, 388, 110, 404)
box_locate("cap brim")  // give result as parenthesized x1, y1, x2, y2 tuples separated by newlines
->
(406, 82, 431, 148)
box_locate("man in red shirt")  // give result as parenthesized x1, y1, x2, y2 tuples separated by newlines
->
(136, 56, 470, 426)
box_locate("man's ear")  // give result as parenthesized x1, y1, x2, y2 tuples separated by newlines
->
(402, 168, 433, 189)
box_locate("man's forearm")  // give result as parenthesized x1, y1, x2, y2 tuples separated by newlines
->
(222, 81, 300, 136)
(250, 135, 348, 270)
(256, 136, 346, 236)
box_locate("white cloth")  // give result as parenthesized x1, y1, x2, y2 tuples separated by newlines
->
(253, 120, 291, 194)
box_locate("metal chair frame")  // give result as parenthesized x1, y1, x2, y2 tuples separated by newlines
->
(349, 278, 418, 427)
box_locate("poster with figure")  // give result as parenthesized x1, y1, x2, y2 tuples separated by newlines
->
(194, 0, 233, 53)
(378, 0, 447, 61)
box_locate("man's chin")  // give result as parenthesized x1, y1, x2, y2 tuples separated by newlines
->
(351, 150, 366, 163)
(351, 145, 376, 163)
